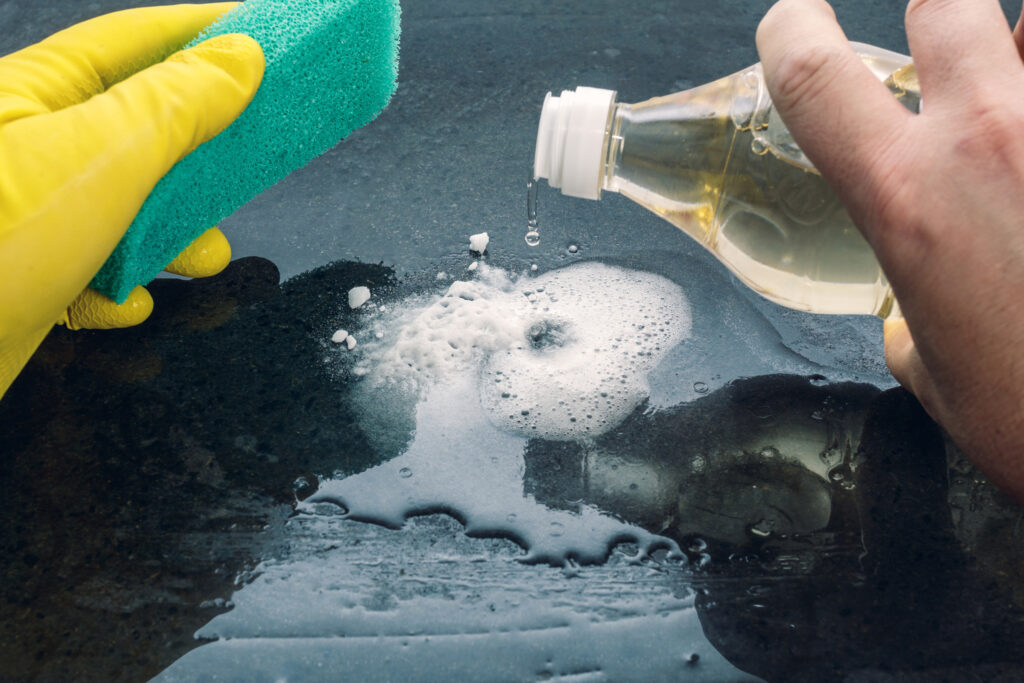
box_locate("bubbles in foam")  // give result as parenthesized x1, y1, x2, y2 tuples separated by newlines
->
(353, 265, 523, 392)
(481, 263, 690, 439)
(355, 262, 691, 440)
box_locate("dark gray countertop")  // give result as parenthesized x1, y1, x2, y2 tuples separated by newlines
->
(3, 1, 1024, 681)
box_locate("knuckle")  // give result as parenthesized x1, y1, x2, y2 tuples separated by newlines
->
(768, 44, 846, 113)
(955, 92, 1024, 162)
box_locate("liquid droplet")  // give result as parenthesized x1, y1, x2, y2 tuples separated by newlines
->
(526, 170, 540, 247)
(693, 381, 709, 394)
(748, 518, 774, 538)
(398, 467, 413, 479)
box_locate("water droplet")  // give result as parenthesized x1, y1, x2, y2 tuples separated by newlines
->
(693, 381, 709, 394)
(750, 137, 768, 155)
(506, 513, 517, 523)
(748, 519, 774, 538)
(686, 537, 708, 553)
(828, 464, 851, 485)
(549, 521, 565, 537)
(398, 467, 413, 479)
(759, 446, 780, 458)
(567, 244, 579, 254)
(526, 170, 540, 247)
(292, 475, 317, 500)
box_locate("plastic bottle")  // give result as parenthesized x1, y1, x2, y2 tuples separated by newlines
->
(533, 43, 919, 317)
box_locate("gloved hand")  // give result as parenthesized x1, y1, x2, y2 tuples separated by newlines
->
(0, 3, 265, 398)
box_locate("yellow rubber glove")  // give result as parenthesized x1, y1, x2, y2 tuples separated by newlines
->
(0, 3, 265, 398)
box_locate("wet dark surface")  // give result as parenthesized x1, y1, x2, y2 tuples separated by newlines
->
(4, 1, 1024, 681)
(3, 258, 1024, 681)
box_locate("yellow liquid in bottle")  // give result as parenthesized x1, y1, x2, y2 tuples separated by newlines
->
(603, 61, 918, 317)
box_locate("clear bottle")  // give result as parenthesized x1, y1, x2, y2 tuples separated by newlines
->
(533, 43, 919, 317)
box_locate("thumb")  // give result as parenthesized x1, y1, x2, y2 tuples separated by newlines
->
(883, 318, 934, 404)
(0, 33, 264, 340)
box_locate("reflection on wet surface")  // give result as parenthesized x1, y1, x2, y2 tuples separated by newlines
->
(3, 257, 1024, 681)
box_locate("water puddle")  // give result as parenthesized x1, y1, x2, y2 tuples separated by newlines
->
(308, 261, 692, 563)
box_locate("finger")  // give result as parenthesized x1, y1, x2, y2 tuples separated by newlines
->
(60, 286, 154, 330)
(883, 318, 934, 400)
(756, 0, 911, 203)
(164, 226, 232, 278)
(0, 3, 238, 116)
(0, 33, 263, 349)
(905, 0, 1020, 106)
(0, 324, 53, 399)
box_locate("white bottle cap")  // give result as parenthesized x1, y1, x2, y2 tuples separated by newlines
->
(534, 86, 616, 200)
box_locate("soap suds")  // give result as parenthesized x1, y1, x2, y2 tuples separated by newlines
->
(352, 262, 690, 440)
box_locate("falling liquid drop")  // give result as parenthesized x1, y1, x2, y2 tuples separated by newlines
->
(526, 170, 540, 247)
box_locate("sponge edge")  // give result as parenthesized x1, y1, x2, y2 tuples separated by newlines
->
(90, 0, 401, 303)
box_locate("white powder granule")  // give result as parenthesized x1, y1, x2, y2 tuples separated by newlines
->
(469, 232, 489, 254)
(348, 286, 371, 309)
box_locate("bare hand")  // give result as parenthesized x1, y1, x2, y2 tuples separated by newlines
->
(757, 0, 1024, 502)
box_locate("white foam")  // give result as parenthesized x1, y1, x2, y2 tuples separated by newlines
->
(348, 286, 371, 309)
(331, 329, 349, 344)
(346, 335, 357, 350)
(479, 263, 690, 439)
(467, 261, 479, 271)
(469, 232, 490, 254)
(354, 262, 690, 440)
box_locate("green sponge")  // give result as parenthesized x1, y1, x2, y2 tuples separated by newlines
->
(90, 0, 401, 303)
